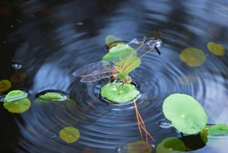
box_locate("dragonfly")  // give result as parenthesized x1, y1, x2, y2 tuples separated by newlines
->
(73, 33, 162, 84)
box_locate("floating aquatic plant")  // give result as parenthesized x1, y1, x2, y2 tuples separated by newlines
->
(180, 47, 206, 66)
(101, 82, 138, 103)
(207, 42, 225, 56)
(200, 123, 228, 143)
(156, 137, 186, 153)
(34, 92, 76, 108)
(59, 127, 80, 143)
(105, 35, 125, 48)
(162, 93, 208, 134)
(127, 140, 152, 153)
(3, 90, 31, 113)
(0, 79, 11, 92)
(102, 43, 140, 80)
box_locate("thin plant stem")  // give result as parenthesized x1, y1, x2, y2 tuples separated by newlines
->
(134, 99, 155, 146)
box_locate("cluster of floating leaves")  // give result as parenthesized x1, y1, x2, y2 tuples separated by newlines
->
(3, 90, 31, 113)
(59, 127, 80, 143)
(180, 41, 225, 67)
(162, 93, 208, 134)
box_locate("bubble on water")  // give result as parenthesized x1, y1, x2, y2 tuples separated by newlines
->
(12, 62, 22, 69)
(158, 121, 173, 129)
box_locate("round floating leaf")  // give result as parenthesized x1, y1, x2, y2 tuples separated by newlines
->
(101, 82, 138, 103)
(4, 90, 27, 102)
(59, 127, 80, 143)
(180, 47, 206, 66)
(102, 44, 141, 79)
(127, 140, 152, 153)
(105, 35, 125, 48)
(156, 137, 186, 153)
(207, 42, 225, 56)
(34, 92, 76, 108)
(0, 79, 11, 92)
(4, 90, 31, 113)
(162, 93, 208, 134)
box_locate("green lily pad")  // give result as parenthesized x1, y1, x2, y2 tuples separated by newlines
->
(59, 127, 80, 143)
(207, 42, 225, 56)
(34, 92, 76, 108)
(0, 79, 11, 92)
(127, 140, 152, 153)
(4, 90, 27, 102)
(156, 137, 186, 153)
(101, 82, 138, 103)
(208, 124, 228, 136)
(201, 123, 228, 143)
(180, 47, 206, 67)
(102, 44, 141, 80)
(105, 35, 125, 48)
(3, 90, 31, 113)
(162, 93, 208, 134)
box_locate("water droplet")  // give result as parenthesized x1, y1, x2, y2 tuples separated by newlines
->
(158, 121, 173, 129)
(12, 62, 22, 69)
(50, 134, 57, 141)
(77, 21, 83, 25)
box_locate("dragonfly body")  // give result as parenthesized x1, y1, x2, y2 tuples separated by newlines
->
(73, 36, 162, 84)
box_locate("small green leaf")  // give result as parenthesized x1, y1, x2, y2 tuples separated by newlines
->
(127, 140, 152, 153)
(101, 82, 138, 103)
(162, 93, 208, 134)
(3, 90, 31, 113)
(4, 90, 27, 102)
(34, 92, 76, 108)
(59, 127, 80, 143)
(102, 44, 141, 79)
(156, 137, 186, 153)
(208, 124, 228, 136)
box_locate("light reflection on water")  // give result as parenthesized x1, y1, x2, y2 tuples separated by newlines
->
(1, 0, 228, 152)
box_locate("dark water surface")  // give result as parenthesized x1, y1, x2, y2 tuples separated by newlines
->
(1, 0, 228, 152)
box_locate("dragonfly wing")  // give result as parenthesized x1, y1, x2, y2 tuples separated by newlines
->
(80, 71, 114, 82)
(73, 61, 111, 77)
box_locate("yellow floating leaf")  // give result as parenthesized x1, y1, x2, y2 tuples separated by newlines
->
(207, 42, 225, 56)
(180, 47, 206, 67)
(105, 35, 125, 48)
(127, 140, 152, 153)
(4, 98, 31, 113)
(0, 80, 11, 92)
(59, 127, 80, 143)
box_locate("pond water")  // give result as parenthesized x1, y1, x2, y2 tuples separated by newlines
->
(1, 0, 228, 152)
